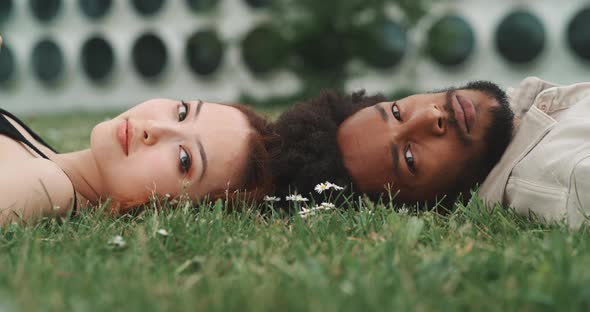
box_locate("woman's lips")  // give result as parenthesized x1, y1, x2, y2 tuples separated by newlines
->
(116, 119, 128, 155)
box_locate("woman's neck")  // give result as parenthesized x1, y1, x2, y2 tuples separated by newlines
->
(51, 150, 105, 205)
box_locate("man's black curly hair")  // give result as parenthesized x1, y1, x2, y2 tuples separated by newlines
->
(271, 90, 385, 199)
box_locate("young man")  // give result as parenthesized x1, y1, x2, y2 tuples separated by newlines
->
(271, 81, 514, 207)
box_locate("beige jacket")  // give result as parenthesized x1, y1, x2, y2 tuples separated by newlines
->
(478, 77, 590, 228)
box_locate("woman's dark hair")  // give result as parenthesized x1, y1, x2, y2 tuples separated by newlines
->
(212, 104, 280, 205)
(271, 90, 385, 200)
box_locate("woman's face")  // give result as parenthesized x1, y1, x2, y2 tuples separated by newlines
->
(90, 99, 253, 205)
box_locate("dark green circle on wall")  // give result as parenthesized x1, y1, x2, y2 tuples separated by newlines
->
(568, 7, 590, 62)
(427, 15, 475, 67)
(30, 0, 61, 23)
(32, 39, 64, 84)
(0, 0, 13, 24)
(132, 33, 167, 79)
(358, 19, 407, 69)
(0, 44, 15, 84)
(186, 0, 218, 12)
(244, 0, 271, 9)
(294, 28, 349, 72)
(79, 0, 112, 19)
(241, 24, 287, 75)
(132, 0, 164, 16)
(495, 10, 545, 64)
(186, 30, 224, 76)
(81, 36, 115, 82)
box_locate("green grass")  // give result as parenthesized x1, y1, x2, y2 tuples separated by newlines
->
(2, 112, 589, 312)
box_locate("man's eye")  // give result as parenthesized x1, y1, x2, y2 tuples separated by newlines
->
(178, 101, 189, 121)
(391, 102, 402, 121)
(404, 145, 416, 174)
(179, 146, 191, 174)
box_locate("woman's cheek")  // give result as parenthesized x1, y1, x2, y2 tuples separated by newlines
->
(132, 150, 181, 189)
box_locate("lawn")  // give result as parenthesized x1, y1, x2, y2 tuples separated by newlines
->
(1, 112, 589, 312)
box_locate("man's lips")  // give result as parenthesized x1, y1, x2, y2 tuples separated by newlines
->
(116, 119, 129, 155)
(452, 94, 476, 135)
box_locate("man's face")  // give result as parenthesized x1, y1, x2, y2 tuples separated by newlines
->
(337, 87, 503, 202)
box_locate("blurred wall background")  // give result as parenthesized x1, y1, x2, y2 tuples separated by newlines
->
(0, 0, 589, 114)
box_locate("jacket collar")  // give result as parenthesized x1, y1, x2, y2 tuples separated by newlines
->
(476, 77, 558, 207)
(477, 106, 556, 206)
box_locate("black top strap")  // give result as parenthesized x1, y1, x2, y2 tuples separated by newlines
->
(0, 108, 56, 159)
(0, 108, 78, 214)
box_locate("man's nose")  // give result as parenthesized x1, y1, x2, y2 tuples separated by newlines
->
(401, 104, 446, 137)
(141, 120, 180, 146)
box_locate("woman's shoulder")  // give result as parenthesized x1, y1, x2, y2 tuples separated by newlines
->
(0, 158, 75, 224)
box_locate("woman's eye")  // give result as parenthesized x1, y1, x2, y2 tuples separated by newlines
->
(404, 145, 416, 174)
(178, 101, 189, 122)
(391, 102, 402, 121)
(179, 146, 192, 174)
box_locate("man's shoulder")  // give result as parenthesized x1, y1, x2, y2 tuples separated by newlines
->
(508, 76, 560, 118)
(510, 77, 590, 118)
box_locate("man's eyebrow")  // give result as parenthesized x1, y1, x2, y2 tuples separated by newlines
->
(197, 140, 207, 182)
(374, 104, 388, 122)
(390, 142, 401, 179)
(194, 99, 203, 119)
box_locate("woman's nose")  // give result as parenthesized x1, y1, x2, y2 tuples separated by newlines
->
(141, 120, 179, 145)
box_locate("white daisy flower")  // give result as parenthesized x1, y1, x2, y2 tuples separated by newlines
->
(299, 202, 335, 218)
(314, 183, 329, 194)
(156, 229, 170, 237)
(285, 194, 309, 202)
(108, 235, 127, 248)
(326, 182, 344, 191)
(299, 211, 316, 219)
(320, 202, 335, 210)
(398, 207, 409, 215)
(263, 195, 281, 202)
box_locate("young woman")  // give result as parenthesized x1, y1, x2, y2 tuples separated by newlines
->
(0, 37, 275, 225)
